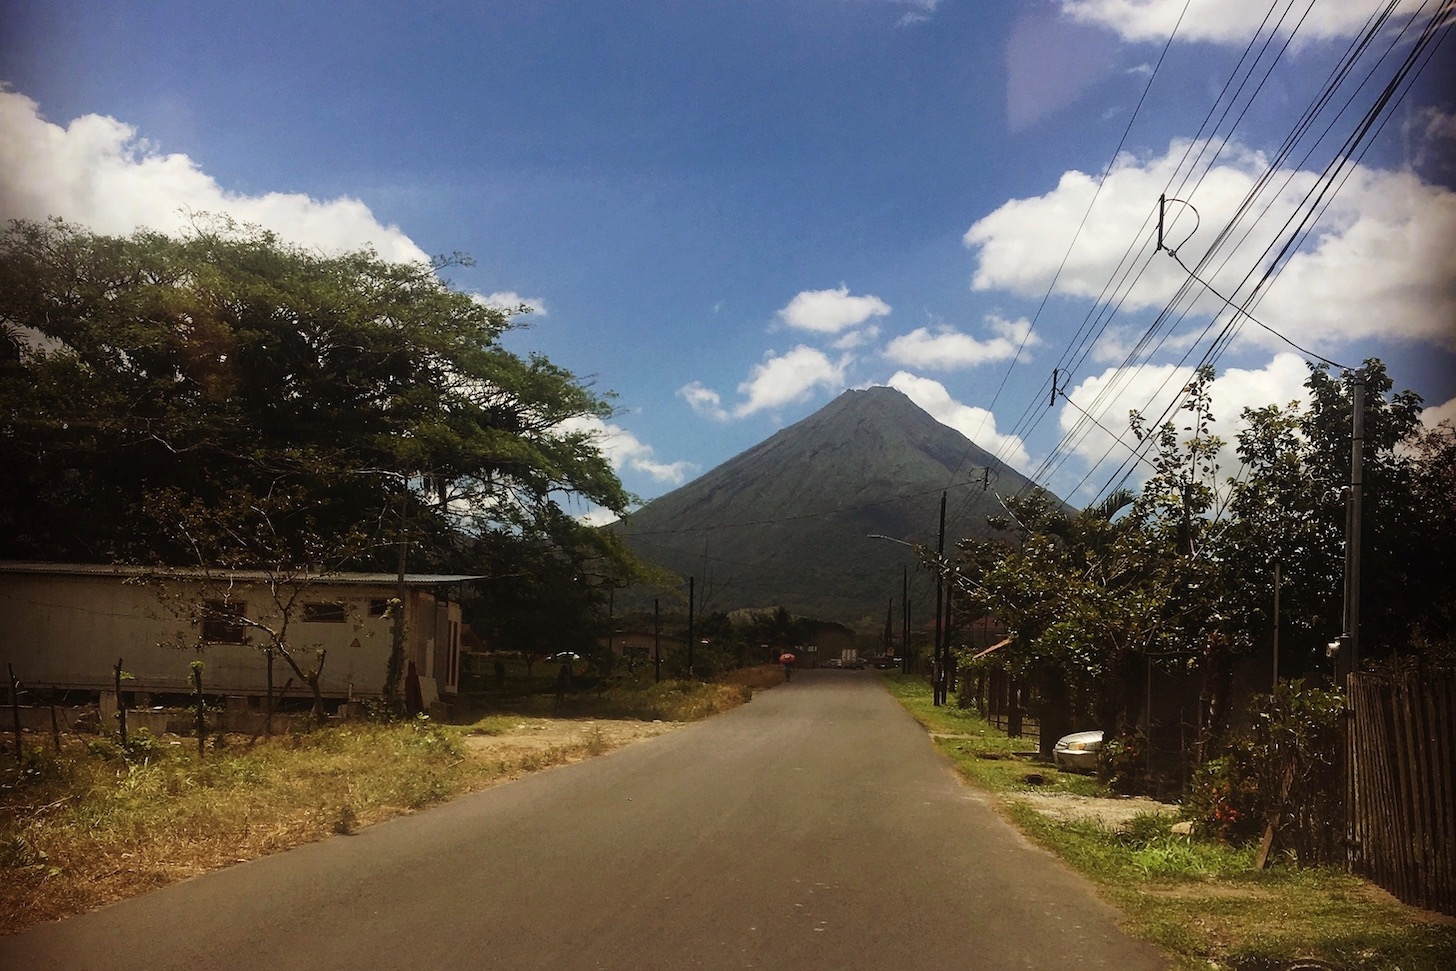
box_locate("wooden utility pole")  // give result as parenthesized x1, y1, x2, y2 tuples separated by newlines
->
(385, 496, 409, 706)
(1272, 560, 1281, 694)
(653, 599, 662, 683)
(687, 576, 696, 679)
(1343, 368, 1366, 670)
(901, 565, 910, 675)
(933, 492, 946, 706)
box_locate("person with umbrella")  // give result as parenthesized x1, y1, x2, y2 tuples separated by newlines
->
(779, 651, 797, 681)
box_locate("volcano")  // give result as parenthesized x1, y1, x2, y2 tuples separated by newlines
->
(612, 386, 1060, 627)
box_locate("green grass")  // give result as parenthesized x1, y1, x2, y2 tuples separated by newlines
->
(879, 673, 1456, 971)
(880, 673, 1102, 795)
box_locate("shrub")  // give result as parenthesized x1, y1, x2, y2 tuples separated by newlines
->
(1185, 681, 1344, 860)
(1099, 731, 1148, 795)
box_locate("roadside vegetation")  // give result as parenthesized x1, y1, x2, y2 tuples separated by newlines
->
(882, 673, 1456, 971)
(0, 674, 769, 934)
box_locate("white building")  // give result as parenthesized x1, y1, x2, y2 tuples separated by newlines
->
(0, 562, 480, 706)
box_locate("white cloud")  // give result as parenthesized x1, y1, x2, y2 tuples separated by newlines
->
(678, 381, 730, 421)
(1059, 353, 1312, 477)
(574, 506, 622, 528)
(558, 415, 696, 486)
(1058, 0, 1431, 45)
(777, 286, 891, 334)
(886, 371, 1032, 471)
(884, 315, 1039, 370)
(474, 291, 548, 316)
(964, 137, 1456, 352)
(681, 346, 850, 421)
(735, 346, 849, 417)
(0, 90, 429, 263)
(833, 325, 881, 351)
(1422, 396, 1456, 430)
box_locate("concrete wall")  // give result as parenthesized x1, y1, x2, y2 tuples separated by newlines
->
(0, 571, 461, 700)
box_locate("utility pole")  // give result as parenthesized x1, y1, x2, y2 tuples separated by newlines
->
(653, 598, 662, 683)
(933, 491, 946, 707)
(1272, 560, 1281, 694)
(901, 565, 910, 676)
(687, 576, 696, 680)
(385, 490, 408, 707)
(1343, 367, 1366, 672)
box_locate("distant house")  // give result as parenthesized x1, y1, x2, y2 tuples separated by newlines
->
(0, 562, 482, 706)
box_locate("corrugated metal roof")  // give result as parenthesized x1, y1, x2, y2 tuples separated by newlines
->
(0, 561, 487, 585)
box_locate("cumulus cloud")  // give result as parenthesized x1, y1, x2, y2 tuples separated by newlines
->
(833, 325, 881, 351)
(886, 371, 1032, 471)
(0, 89, 429, 263)
(964, 137, 1456, 352)
(558, 415, 696, 486)
(474, 291, 548, 316)
(1059, 353, 1313, 478)
(678, 382, 730, 421)
(736, 346, 850, 416)
(777, 286, 891, 334)
(1422, 396, 1456, 430)
(681, 346, 849, 420)
(1058, 0, 1431, 45)
(884, 315, 1039, 370)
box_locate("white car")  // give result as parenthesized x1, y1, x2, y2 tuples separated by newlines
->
(1053, 730, 1104, 773)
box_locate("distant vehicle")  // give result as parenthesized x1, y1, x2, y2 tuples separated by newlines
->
(823, 658, 843, 668)
(840, 649, 865, 669)
(871, 655, 897, 669)
(1053, 730, 1104, 773)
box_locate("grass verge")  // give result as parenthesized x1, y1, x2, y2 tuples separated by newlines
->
(879, 673, 1456, 971)
(0, 677, 756, 933)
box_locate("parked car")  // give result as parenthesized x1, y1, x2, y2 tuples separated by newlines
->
(1053, 730, 1104, 773)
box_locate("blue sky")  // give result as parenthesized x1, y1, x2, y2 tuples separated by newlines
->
(2, 1, 1453, 518)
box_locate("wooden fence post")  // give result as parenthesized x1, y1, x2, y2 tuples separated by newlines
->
(8, 664, 20, 764)
(192, 661, 205, 758)
(114, 658, 128, 745)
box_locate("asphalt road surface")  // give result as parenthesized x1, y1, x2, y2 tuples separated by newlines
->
(2, 671, 1167, 970)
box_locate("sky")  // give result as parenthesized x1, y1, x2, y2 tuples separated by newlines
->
(2, 0, 1454, 525)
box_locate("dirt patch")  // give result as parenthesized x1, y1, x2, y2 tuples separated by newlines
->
(463, 717, 679, 761)
(1013, 791, 1177, 830)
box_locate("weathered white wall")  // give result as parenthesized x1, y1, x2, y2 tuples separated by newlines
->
(0, 571, 461, 698)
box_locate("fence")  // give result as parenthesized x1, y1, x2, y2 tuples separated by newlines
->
(981, 667, 1040, 745)
(1346, 671, 1456, 916)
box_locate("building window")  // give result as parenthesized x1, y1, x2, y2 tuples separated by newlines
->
(201, 600, 247, 644)
(368, 598, 394, 619)
(302, 601, 348, 623)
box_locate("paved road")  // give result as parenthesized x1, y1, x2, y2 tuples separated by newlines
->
(2, 671, 1166, 970)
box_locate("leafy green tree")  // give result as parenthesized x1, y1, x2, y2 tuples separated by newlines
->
(1209, 361, 1440, 680)
(749, 606, 804, 663)
(0, 216, 631, 568)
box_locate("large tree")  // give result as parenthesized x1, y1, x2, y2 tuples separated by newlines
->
(0, 216, 632, 568)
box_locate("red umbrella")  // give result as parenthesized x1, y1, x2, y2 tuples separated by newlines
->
(779, 653, 797, 664)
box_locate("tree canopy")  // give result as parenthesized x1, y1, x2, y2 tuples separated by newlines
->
(949, 361, 1454, 755)
(0, 216, 633, 571)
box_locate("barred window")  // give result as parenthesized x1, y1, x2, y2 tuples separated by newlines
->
(201, 600, 247, 644)
(302, 601, 348, 623)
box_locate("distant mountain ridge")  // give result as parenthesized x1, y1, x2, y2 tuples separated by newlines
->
(612, 386, 1061, 628)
